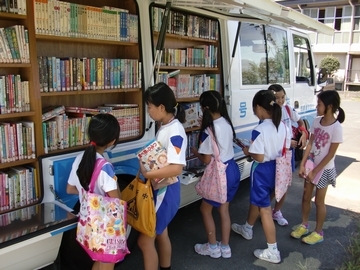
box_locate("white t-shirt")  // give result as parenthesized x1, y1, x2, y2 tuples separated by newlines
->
(309, 116, 343, 170)
(68, 152, 118, 199)
(282, 105, 300, 148)
(249, 119, 286, 162)
(156, 119, 187, 166)
(198, 117, 234, 162)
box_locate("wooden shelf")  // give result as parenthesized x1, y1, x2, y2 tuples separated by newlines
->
(176, 97, 199, 102)
(160, 66, 218, 71)
(36, 34, 138, 46)
(40, 88, 141, 97)
(0, 111, 35, 119)
(0, 158, 37, 170)
(153, 31, 217, 43)
(0, 63, 31, 68)
(185, 127, 200, 132)
(0, 12, 26, 21)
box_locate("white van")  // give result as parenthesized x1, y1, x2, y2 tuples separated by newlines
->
(0, 1, 333, 269)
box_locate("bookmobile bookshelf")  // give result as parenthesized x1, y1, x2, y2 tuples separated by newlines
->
(150, 3, 222, 171)
(0, 0, 142, 239)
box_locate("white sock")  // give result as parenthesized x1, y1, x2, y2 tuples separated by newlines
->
(245, 221, 253, 230)
(267, 242, 278, 254)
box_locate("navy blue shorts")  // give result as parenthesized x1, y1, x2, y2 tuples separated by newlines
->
(204, 158, 241, 207)
(250, 160, 276, 208)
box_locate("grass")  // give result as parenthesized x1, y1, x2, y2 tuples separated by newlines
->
(339, 224, 360, 270)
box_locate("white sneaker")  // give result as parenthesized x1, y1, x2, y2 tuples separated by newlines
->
(194, 243, 221, 258)
(253, 248, 281, 264)
(272, 210, 288, 226)
(218, 243, 231, 258)
(231, 223, 253, 240)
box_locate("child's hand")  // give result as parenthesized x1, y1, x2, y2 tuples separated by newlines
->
(298, 133, 307, 149)
(242, 146, 250, 156)
(291, 139, 298, 149)
(190, 147, 198, 157)
(139, 161, 149, 179)
(298, 165, 306, 178)
(305, 170, 315, 183)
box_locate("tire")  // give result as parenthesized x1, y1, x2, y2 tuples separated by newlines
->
(55, 174, 139, 269)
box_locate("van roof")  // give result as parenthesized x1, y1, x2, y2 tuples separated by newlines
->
(153, 0, 334, 35)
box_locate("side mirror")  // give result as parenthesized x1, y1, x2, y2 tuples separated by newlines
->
(317, 68, 328, 85)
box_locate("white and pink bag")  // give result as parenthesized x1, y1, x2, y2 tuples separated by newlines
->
(275, 126, 292, 202)
(76, 158, 129, 263)
(195, 128, 228, 204)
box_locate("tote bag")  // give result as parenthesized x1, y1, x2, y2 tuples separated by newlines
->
(275, 127, 292, 202)
(122, 173, 156, 237)
(195, 128, 228, 204)
(76, 158, 129, 263)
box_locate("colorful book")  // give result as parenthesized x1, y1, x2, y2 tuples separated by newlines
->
(304, 159, 324, 185)
(136, 140, 177, 184)
(42, 105, 65, 122)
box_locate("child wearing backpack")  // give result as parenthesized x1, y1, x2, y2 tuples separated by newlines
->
(268, 84, 308, 226)
(67, 113, 121, 270)
(292, 90, 345, 245)
(232, 90, 286, 264)
(191, 90, 240, 259)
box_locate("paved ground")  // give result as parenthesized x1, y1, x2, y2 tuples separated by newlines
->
(44, 92, 360, 270)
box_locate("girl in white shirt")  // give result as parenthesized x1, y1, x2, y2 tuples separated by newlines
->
(232, 90, 286, 264)
(191, 90, 240, 259)
(292, 90, 345, 245)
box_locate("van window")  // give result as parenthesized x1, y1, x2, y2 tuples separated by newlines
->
(240, 23, 289, 85)
(293, 35, 315, 86)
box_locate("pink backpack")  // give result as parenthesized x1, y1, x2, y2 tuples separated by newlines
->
(76, 158, 130, 263)
(195, 128, 228, 203)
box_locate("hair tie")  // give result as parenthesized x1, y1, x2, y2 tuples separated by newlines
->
(270, 101, 275, 106)
(90, 141, 96, 147)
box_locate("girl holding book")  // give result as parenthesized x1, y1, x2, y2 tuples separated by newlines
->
(67, 113, 121, 270)
(292, 90, 345, 245)
(139, 82, 187, 270)
(268, 84, 309, 226)
(231, 90, 286, 264)
(191, 90, 240, 259)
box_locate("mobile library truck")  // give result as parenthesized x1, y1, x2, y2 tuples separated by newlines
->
(0, 0, 333, 269)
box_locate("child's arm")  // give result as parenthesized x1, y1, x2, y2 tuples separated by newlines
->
(306, 142, 340, 182)
(190, 147, 212, 164)
(296, 119, 308, 149)
(140, 161, 183, 179)
(66, 184, 79, 194)
(106, 185, 121, 199)
(243, 146, 264, 162)
(298, 134, 314, 177)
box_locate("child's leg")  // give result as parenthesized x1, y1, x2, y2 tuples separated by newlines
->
(138, 232, 158, 270)
(314, 186, 329, 232)
(302, 181, 315, 224)
(156, 227, 172, 269)
(259, 206, 276, 244)
(247, 203, 260, 225)
(200, 200, 216, 244)
(95, 262, 115, 270)
(217, 202, 230, 245)
(273, 193, 286, 212)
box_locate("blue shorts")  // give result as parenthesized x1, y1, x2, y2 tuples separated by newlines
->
(153, 179, 180, 235)
(204, 158, 241, 207)
(250, 160, 275, 208)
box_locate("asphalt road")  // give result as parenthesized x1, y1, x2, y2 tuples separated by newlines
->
(45, 93, 360, 270)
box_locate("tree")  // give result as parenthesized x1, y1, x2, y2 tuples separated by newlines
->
(319, 55, 340, 77)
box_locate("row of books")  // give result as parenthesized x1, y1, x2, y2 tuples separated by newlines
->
(34, 1, 138, 42)
(159, 46, 218, 68)
(152, 6, 219, 40)
(0, 121, 35, 164)
(159, 73, 221, 98)
(0, 207, 37, 230)
(0, 0, 27, 15)
(0, 25, 30, 63)
(0, 75, 30, 114)
(0, 166, 39, 212)
(38, 56, 141, 92)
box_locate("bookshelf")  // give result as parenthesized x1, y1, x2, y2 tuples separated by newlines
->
(0, 0, 142, 214)
(150, 4, 222, 171)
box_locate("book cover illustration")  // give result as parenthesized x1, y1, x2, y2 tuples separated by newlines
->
(137, 140, 177, 184)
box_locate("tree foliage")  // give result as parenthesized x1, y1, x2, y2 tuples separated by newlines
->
(320, 55, 340, 76)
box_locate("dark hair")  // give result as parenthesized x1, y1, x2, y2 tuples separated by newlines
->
(268, 84, 286, 95)
(252, 90, 282, 129)
(317, 90, 345, 123)
(77, 113, 120, 190)
(144, 82, 186, 123)
(198, 90, 236, 145)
